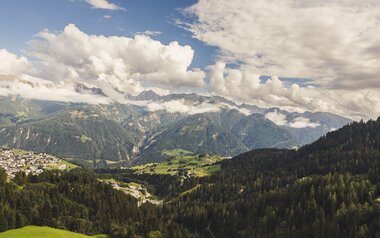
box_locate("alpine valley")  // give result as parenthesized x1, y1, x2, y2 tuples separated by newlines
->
(2, 1, 380, 238)
(0, 90, 350, 167)
(0, 107, 379, 238)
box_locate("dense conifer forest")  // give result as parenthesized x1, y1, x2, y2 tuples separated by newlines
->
(1, 119, 380, 237)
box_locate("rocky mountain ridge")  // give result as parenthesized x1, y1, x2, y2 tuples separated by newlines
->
(0, 92, 351, 166)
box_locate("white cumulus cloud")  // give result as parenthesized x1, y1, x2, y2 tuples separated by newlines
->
(289, 117, 321, 129)
(85, 0, 125, 11)
(145, 99, 220, 115)
(136, 31, 162, 37)
(180, 0, 380, 120)
(208, 62, 316, 112)
(0, 24, 205, 106)
(265, 111, 321, 128)
(182, 0, 380, 89)
(28, 24, 205, 96)
(207, 62, 380, 120)
(265, 110, 288, 126)
(0, 49, 32, 75)
(0, 75, 111, 104)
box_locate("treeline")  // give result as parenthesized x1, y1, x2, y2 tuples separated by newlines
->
(0, 169, 195, 238)
(1, 119, 380, 237)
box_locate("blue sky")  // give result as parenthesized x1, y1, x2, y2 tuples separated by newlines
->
(0, 0, 215, 68)
(0, 0, 379, 120)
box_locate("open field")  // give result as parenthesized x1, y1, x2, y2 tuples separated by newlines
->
(0, 226, 107, 238)
(131, 149, 225, 177)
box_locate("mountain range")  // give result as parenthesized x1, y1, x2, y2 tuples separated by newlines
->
(0, 91, 351, 166)
(0, 104, 378, 237)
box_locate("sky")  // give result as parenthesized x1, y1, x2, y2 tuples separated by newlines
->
(0, 0, 380, 120)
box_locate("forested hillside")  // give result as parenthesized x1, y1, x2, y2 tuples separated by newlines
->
(0, 168, 195, 237)
(0, 119, 379, 237)
(164, 119, 380, 237)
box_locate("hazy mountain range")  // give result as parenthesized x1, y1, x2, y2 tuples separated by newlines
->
(0, 90, 351, 166)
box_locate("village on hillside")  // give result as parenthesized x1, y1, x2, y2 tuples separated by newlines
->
(0, 147, 75, 178)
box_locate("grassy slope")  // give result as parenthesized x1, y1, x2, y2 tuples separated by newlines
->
(0, 226, 107, 238)
(132, 149, 225, 177)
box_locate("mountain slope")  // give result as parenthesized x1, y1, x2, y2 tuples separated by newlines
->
(161, 118, 380, 237)
(138, 112, 248, 163)
(132, 91, 352, 147)
(0, 106, 137, 165)
(272, 109, 352, 145)
(0, 118, 379, 238)
(0, 96, 69, 127)
(232, 113, 297, 148)
(0, 94, 351, 165)
(138, 109, 297, 163)
(300, 117, 380, 154)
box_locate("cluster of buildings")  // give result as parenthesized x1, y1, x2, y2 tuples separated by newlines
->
(0, 148, 67, 178)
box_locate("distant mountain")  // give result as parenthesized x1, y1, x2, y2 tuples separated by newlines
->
(0, 92, 352, 166)
(138, 110, 297, 163)
(133, 90, 161, 101)
(74, 82, 107, 96)
(0, 105, 137, 167)
(145, 92, 239, 107)
(131, 91, 352, 148)
(263, 108, 352, 145)
(232, 112, 297, 148)
(0, 96, 70, 126)
(138, 111, 248, 163)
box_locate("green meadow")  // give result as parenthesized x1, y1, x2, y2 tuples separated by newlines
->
(0, 226, 107, 238)
(131, 149, 225, 177)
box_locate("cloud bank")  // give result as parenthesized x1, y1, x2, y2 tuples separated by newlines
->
(0, 74, 110, 104)
(181, 0, 380, 120)
(0, 24, 206, 108)
(265, 110, 321, 128)
(289, 117, 321, 129)
(0, 6, 379, 120)
(145, 99, 221, 115)
(207, 62, 380, 120)
(30, 24, 204, 94)
(0, 49, 32, 75)
(183, 0, 380, 89)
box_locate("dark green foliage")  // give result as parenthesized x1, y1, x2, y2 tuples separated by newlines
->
(160, 119, 380, 237)
(0, 168, 6, 186)
(94, 118, 380, 237)
(0, 168, 195, 237)
(0, 110, 378, 238)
